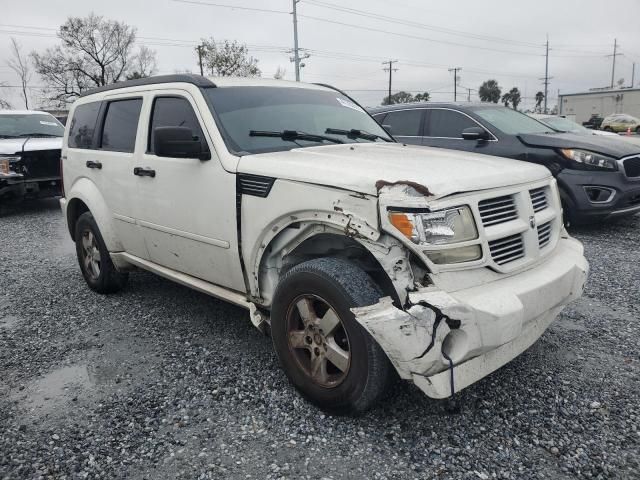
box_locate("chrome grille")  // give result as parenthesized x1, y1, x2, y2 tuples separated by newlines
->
(488, 233, 525, 265)
(538, 222, 552, 249)
(478, 195, 518, 227)
(529, 187, 547, 212)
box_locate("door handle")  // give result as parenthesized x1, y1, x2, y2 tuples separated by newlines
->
(86, 160, 102, 169)
(133, 167, 156, 178)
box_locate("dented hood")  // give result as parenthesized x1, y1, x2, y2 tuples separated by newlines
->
(237, 143, 550, 198)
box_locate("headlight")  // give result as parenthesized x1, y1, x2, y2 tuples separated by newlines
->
(560, 149, 617, 171)
(0, 156, 21, 176)
(388, 206, 478, 245)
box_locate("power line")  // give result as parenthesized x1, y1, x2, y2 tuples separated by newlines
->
(170, 0, 288, 15)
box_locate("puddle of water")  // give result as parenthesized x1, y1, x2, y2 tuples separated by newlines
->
(0, 315, 19, 330)
(18, 364, 93, 413)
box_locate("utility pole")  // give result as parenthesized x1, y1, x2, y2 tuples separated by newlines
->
(607, 38, 622, 88)
(382, 60, 398, 103)
(292, 0, 301, 81)
(196, 44, 204, 76)
(543, 36, 549, 113)
(448, 67, 461, 101)
(632, 62, 636, 88)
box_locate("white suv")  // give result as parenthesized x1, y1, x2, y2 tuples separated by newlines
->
(60, 75, 588, 414)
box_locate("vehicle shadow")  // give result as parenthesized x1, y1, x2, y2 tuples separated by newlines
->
(0, 197, 61, 218)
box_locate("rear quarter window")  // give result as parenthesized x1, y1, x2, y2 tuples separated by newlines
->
(68, 102, 101, 149)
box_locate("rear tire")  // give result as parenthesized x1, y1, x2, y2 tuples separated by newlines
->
(603, 126, 613, 132)
(75, 212, 128, 293)
(635, 126, 640, 134)
(271, 258, 393, 415)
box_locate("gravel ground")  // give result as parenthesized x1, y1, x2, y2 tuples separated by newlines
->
(0, 199, 638, 479)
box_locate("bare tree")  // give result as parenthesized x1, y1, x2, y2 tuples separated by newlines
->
(126, 46, 157, 80)
(31, 13, 157, 103)
(273, 66, 286, 80)
(7, 38, 32, 109)
(199, 38, 260, 77)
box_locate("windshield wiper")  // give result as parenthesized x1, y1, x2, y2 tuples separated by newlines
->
(325, 128, 391, 142)
(249, 130, 344, 144)
(0, 135, 18, 139)
(16, 133, 61, 138)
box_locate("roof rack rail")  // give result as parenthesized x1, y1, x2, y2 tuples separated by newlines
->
(79, 74, 216, 97)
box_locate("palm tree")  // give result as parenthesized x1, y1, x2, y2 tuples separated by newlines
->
(535, 91, 544, 112)
(478, 79, 501, 103)
(502, 91, 511, 107)
(509, 87, 522, 110)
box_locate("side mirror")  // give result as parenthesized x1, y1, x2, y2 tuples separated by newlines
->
(381, 124, 393, 135)
(462, 126, 490, 141)
(153, 126, 210, 160)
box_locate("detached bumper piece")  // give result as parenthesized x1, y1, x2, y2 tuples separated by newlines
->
(352, 237, 588, 399)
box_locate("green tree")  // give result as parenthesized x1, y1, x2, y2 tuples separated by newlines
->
(199, 38, 260, 77)
(413, 92, 430, 102)
(535, 91, 544, 112)
(478, 79, 501, 103)
(382, 91, 414, 105)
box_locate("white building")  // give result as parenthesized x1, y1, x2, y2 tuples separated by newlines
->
(559, 87, 640, 124)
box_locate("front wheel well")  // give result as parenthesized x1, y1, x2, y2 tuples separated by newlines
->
(66, 198, 90, 241)
(269, 233, 401, 306)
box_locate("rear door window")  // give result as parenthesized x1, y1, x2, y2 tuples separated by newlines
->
(148, 97, 206, 153)
(100, 99, 143, 153)
(426, 109, 478, 138)
(68, 102, 101, 149)
(382, 109, 423, 136)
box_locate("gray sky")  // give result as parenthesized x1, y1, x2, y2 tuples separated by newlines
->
(1, 0, 639, 109)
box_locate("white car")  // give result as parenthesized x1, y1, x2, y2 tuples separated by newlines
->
(60, 75, 588, 414)
(0, 110, 64, 202)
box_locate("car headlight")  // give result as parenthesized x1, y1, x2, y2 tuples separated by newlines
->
(560, 149, 617, 171)
(0, 156, 21, 176)
(388, 205, 478, 245)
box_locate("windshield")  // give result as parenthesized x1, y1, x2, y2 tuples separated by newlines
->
(0, 113, 64, 138)
(472, 107, 554, 135)
(540, 116, 589, 133)
(204, 86, 393, 154)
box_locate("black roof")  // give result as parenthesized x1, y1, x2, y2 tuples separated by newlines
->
(367, 101, 501, 114)
(79, 74, 216, 97)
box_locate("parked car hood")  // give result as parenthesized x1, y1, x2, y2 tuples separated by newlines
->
(237, 143, 550, 198)
(0, 137, 63, 155)
(517, 132, 640, 158)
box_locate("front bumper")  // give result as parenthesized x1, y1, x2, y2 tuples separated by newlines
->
(557, 168, 640, 223)
(0, 175, 62, 200)
(352, 236, 588, 399)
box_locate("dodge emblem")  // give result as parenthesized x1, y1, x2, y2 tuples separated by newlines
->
(529, 216, 536, 229)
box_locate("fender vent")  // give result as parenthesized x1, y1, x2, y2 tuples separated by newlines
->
(238, 174, 275, 197)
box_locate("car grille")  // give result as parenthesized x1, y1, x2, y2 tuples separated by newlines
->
(538, 221, 552, 249)
(529, 187, 547, 212)
(478, 195, 518, 226)
(623, 156, 640, 178)
(488, 233, 525, 265)
(472, 180, 560, 270)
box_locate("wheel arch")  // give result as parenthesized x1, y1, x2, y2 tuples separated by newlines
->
(65, 178, 122, 251)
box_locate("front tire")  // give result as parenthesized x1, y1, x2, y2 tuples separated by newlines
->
(75, 212, 128, 293)
(271, 258, 393, 415)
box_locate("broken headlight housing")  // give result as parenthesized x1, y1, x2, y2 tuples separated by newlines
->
(560, 149, 618, 171)
(388, 206, 481, 264)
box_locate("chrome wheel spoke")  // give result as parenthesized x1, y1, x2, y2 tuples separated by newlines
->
(93, 249, 101, 262)
(317, 309, 340, 335)
(82, 233, 91, 252)
(310, 355, 328, 384)
(288, 330, 309, 349)
(325, 340, 349, 372)
(295, 298, 317, 326)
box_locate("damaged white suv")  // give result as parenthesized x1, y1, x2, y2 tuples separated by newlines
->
(60, 75, 588, 414)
